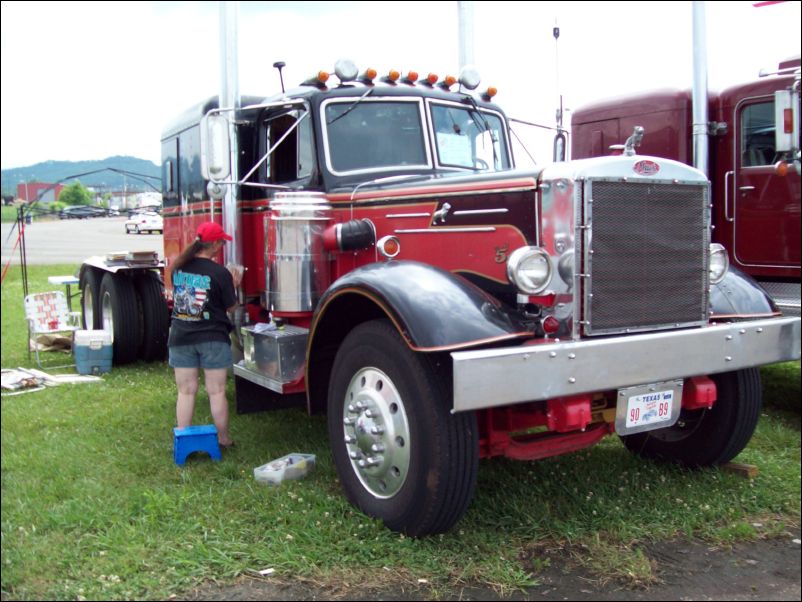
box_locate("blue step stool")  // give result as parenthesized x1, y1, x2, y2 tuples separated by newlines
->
(173, 425, 221, 465)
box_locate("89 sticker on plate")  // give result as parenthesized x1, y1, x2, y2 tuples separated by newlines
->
(615, 379, 683, 435)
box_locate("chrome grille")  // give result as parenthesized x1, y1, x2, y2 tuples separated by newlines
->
(583, 180, 709, 335)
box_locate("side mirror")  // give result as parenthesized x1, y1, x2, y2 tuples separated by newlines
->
(200, 114, 231, 181)
(553, 131, 567, 162)
(774, 89, 798, 154)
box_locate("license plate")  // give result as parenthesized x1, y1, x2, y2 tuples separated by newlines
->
(615, 379, 683, 435)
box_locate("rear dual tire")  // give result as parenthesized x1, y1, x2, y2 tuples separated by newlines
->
(82, 269, 168, 365)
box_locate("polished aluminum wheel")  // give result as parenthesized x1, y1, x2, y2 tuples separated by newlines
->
(101, 290, 115, 342)
(83, 283, 95, 330)
(342, 367, 410, 498)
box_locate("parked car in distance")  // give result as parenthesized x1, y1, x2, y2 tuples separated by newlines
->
(127, 206, 161, 218)
(125, 211, 163, 234)
(59, 205, 108, 219)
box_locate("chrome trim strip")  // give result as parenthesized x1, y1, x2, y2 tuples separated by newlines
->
(453, 208, 509, 216)
(395, 227, 496, 234)
(386, 212, 432, 218)
(451, 317, 801, 412)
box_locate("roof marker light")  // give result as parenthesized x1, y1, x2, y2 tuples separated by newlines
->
(438, 75, 457, 90)
(481, 86, 498, 101)
(334, 59, 359, 82)
(419, 72, 438, 86)
(302, 70, 330, 87)
(401, 70, 419, 84)
(382, 69, 401, 84)
(359, 67, 378, 83)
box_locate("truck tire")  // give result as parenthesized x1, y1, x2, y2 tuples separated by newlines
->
(134, 272, 168, 361)
(99, 272, 141, 365)
(327, 319, 478, 536)
(80, 269, 102, 330)
(621, 368, 762, 467)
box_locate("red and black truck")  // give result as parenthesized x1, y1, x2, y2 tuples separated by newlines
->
(572, 56, 801, 318)
(79, 60, 800, 536)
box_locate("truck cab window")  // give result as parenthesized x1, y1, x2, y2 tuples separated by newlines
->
(265, 110, 314, 183)
(741, 102, 775, 167)
(323, 100, 428, 173)
(431, 104, 510, 171)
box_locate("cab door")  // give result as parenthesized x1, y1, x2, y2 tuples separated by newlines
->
(733, 97, 801, 270)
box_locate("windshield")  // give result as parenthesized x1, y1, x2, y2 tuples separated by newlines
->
(431, 104, 510, 171)
(324, 100, 428, 173)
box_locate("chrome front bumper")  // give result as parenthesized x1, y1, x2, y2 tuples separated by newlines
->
(451, 317, 801, 413)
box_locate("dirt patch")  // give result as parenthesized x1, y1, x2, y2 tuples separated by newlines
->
(183, 530, 801, 601)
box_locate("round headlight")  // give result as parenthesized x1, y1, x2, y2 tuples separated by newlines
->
(507, 247, 553, 294)
(709, 243, 729, 284)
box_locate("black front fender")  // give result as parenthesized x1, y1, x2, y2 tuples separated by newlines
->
(314, 260, 532, 352)
(710, 265, 780, 319)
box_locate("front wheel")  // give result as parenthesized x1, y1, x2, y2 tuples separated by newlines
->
(621, 368, 762, 467)
(327, 319, 478, 536)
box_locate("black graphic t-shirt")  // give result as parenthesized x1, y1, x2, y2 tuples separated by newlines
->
(168, 257, 236, 347)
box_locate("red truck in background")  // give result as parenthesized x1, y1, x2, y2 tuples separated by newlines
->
(78, 59, 801, 536)
(571, 56, 801, 317)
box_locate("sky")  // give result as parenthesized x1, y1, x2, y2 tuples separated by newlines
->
(1, 0, 800, 172)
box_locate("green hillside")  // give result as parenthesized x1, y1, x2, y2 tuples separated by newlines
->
(1, 156, 160, 197)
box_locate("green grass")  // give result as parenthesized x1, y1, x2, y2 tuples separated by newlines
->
(2, 205, 20, 222)
(2, 264, 800, 600)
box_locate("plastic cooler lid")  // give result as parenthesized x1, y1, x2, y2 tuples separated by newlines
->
(74, 330, 112, 345)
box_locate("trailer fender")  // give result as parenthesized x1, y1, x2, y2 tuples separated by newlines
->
(710, 265, 780, 319)
(306, 260, 533, 414)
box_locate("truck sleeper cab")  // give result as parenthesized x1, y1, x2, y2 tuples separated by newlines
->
(84, 62, 801, 537)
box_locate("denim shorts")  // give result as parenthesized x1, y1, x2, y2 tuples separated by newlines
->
(168, 341, 232, 370)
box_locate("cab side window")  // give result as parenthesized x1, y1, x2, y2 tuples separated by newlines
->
(741, 102, 775, 167)
(265, 110, 315, 184)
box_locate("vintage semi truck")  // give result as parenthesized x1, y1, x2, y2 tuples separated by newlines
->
(572, 56, 801, 317)
(78, 60, 800, 536)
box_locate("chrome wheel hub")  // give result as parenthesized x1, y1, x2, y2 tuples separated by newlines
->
(101, 291, 114, 342)
(343, 367, 410, 498)
(83, 284, 94, 329)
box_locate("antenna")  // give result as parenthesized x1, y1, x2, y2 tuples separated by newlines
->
(553, 20, 562, 130)
(273, 61, 286, 94)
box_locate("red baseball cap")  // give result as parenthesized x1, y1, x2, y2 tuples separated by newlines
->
(196, 222, 232, 243)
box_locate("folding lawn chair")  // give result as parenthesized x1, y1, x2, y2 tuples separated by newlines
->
(24, 291, 81, 369)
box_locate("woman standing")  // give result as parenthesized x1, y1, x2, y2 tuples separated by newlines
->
(168, 221, 242, 448)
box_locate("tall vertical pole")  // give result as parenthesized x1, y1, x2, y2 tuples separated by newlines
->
(458, 1, 474, 71)
(692, 1, 709, 177)
(220, 0, 241, 271)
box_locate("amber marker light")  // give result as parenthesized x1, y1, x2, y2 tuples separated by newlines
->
(377, 235, 401, 259)
(303, 70, 330, 87)
(385, 69, 401, 83)
(774, 160, 790, 176)
(438, 75, 457, 90)
(402, 70, 419, 84)
(426, 72, 438, 84)
(360, 67, 378, 83)
(482, 86, 498, 101)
